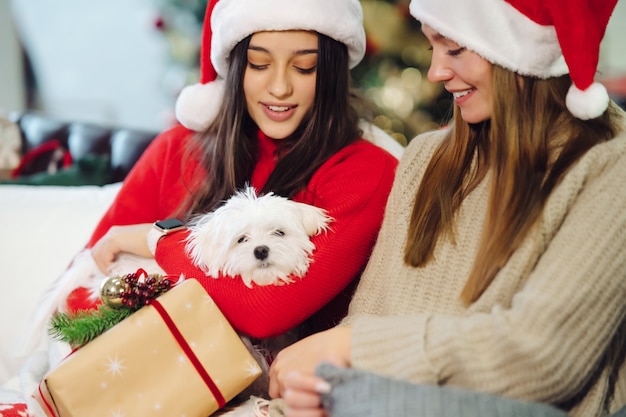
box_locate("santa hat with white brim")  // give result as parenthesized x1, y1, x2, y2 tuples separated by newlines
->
(409, 0, 619, 120)
(175, 0, 366, 132)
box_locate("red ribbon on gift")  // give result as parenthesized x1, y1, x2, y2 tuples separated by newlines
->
(36, 385, 58, 417)
(151, 298, 227, 407)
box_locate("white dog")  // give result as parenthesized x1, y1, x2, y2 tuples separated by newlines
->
(185, 186, 332, 287)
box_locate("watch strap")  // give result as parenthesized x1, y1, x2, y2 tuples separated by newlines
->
(147, 225, 166, 256)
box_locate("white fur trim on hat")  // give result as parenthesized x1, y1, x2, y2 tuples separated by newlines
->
(211, 0, 366, 77)
(175, 80, 225, 131)
(409, 0, 568, 78)
(565, 82, 610, 121)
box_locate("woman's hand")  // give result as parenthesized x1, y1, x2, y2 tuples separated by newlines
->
(269, 326, 351, 415)
(91, 223, 153, 273)
(280, 371, 333, 417)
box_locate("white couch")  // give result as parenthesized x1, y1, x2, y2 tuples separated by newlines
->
(0, 183, 122, 384)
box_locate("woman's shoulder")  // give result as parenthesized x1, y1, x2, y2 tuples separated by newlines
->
(396, 127, 449, 173)
(327, 136, 400, 168)
(307, 138, 398, 198)
(577, 125, 626, 176)
(150, 123, 196, 149)
(405, 127, 449, 154)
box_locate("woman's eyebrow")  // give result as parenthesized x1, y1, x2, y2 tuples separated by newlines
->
(248, 45, 318, 56)
(294, 48, 319, 56)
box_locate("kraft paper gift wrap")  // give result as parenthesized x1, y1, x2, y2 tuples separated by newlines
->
(34, 279, 262, 417)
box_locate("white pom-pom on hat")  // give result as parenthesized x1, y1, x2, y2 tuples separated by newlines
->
(175, 0, 366, 132)
(566, 82, 610, 121)
(175, 80, 225, 132)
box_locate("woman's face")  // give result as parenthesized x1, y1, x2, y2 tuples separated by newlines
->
(421, 24, 494, 124)
(244, 30, 318, 139)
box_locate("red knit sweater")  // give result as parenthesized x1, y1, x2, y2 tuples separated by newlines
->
(68, 124, 397, 338)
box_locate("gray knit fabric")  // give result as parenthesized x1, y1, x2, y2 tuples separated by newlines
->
(317, 363, 568, 417)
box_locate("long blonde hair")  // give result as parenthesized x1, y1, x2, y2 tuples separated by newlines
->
(404, 66, 621, 304)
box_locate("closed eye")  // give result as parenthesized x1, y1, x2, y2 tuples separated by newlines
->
(295, 65, 316, 74)
(248, 63, 267, 70)
(273, 230, 285, 237)
(237, 235, 249, 244)
(448, 47, 466, 57)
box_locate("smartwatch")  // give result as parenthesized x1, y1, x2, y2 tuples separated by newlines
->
(147, 218, 186, 255)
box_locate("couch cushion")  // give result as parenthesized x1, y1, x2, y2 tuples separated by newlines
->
(1, 154, 111, 186)
(0, 183, 121, 384)
(11, 112, 158, 184)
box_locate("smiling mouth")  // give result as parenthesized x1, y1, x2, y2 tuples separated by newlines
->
(451, 89, 473, 99)
(266, 105, 293, 112)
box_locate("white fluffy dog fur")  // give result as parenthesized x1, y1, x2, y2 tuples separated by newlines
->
(186, 186, 332, 287)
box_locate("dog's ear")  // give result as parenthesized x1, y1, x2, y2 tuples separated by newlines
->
(185, 212, 230, 276)
(294, 203, 333, 236)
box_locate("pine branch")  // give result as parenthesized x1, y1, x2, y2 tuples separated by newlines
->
(49, 305, 133, 348)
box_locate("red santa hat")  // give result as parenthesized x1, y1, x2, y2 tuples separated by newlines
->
(176, 0, 367, 131)
(409, 0, 619, 120)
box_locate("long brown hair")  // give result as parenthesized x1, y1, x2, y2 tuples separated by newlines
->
(404, 66, 621, 304)
(180, 32, 366, 216)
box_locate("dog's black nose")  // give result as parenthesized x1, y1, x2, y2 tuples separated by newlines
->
(254, 245, 269, 260)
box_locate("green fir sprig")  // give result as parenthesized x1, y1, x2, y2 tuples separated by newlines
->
(48, 304, 133, 348)
(48, 271, 177, 348)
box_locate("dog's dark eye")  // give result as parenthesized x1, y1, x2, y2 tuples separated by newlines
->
(237, 236, 248, 244)
(273, 230, 285, 237)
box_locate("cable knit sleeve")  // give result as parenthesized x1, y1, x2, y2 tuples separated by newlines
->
(156, 140, 398, 338)
(347, 131, 626, 409)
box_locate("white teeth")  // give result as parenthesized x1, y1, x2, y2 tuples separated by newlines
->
(267, 105, 290, 112)
(452, 90, 471, 99)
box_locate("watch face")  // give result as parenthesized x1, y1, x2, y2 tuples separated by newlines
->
(155, 218, 185, 231)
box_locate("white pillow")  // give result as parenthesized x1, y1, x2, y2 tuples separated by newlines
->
(0, 183, 121, 384)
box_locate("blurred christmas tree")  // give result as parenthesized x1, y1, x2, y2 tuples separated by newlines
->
(357, 0, 448, 143)
(152, 0, 449, 143)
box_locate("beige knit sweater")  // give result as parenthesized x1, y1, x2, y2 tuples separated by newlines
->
(345, 118, 626, 416)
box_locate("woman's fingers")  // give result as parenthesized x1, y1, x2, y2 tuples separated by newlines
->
(281, 371, 329, 417)
(91, 233, 118, 274)
(90, 223, 154, 273)
(284, 371, 331, 396)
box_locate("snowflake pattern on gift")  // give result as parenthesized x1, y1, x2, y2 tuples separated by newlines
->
(105, 354, 126, 378)
(245, 359, 261, 378)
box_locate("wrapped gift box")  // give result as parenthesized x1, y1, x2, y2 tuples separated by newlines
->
(34, 279, 262, 417)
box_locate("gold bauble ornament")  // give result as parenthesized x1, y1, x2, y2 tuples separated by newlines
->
(100, 276, 128, 308)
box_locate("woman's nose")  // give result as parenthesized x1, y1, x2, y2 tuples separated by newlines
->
(267, 69, 292, 98)
(427, 56, 453, 84)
